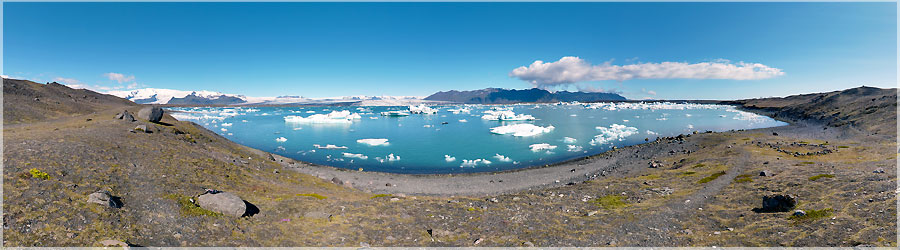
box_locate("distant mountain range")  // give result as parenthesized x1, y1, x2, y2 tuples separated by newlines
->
(424, 88, 626, 104)
(105, 87, 626, 105)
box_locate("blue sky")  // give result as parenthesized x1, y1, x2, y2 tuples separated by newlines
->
(2, 2, 896, 100)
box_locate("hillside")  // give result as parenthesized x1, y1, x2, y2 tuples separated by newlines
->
(725, 86, 897, 135)
(3, 83, 896, 247)
(2, 78, 138, 124)
(424, 88, 626, 104)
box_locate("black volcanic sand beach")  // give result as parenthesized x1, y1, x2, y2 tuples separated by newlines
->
(3, 79, 896, 247)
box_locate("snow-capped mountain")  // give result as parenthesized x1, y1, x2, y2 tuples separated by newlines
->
(105, 88, 438, 106)
(107, 88, 247, 105)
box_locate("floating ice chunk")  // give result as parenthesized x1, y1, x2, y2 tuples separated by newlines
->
(293, 127, 303, 130)
(685, 114, 692, 117)
(459, 119, 468, 123)
(221, 123, 233, 127)
(357, 138, 389, 146)
(732, 111, 768, 122)
(590, 124, 639, 145)
(423, 125, 432, 128)
(563, 137, 577, 144)
(570, 114, 577, 117)
(444, 155, 456, 162)
(623, 120, 629, 122)
(493, 154, 512, 162)
(481, 110, 535, 121)
(227, 133, 233, 136)
(220, 128, 228, 132)
(380, 110, 411, 116)
(447, 107, 471, 114)
(306, 111, 316, 113)
(342, 152, 368, 160)
(567, 145, 583, 152)
(646, 130, 659, 135)
(656, 117, 668, 121)
(369, 117, 379, 119)
(313, 144, 347, 149)
(687, 124, 694, 129)
(376, 153, 401, 163)
(408, 104, 438, 114)
(284, 110, 361, 124)
(460, 159, 490, 167)
(529, 143, 557, 152)
(490, 124, 555, 137)
(275, 137, 287, 142)
(719, 115, 727, 118)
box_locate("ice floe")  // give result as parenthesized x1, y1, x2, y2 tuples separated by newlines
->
(529, 143, 557, 152)
(444, 155, 457, 162)
(220, 128, 228, 132)
(408, 104, 438, 114)
(313, 144, 347, 149)
(376, 153, 401, 163)
(563, 137, 578, 144)
(342, 152, 368, 160)
(380, 110, 411, 116)
(459, 119, 468, 123)
(447, 107, 471, 114)
(646, 130, 659, 135)
(590, 124, 638, 145)
(284, 110, 361, 124)
(493, 154, 512, 162)
(275, 137, 287, 142)
(357, 138, 389, 146)
(461, 159, 491, 167)
(490, 124, 554, 137)
(481, 110, 535, 121)
(221, 123, 233, 127)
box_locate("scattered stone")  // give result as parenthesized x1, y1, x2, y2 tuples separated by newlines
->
(523, 241, 535, 247)
(792, 210, 807, 216)
(133, 125, 150, 133)
(331, 177, 343, 185)
(586, 210, 599, 216)
(98, 239, 128, 247)
(873, 168, 885, 173)
(196, 191, 247, 217)
(268, 154, 276, 161)
(487, 197, 499, 203)
(137, 106, 164, 123)
(474, 238, 483, 245)
(512, 197, 521, 201)
(385, 183, 394, 187)
(713, 231, 721, 235)
(303, 211, 333, 220)
(772, 132, 779, 136)
(650, 187, 674, 196)
(390, 198, 400, 202)
(607, 240, 617, 246)
(756, 194, 797, 213)
(760, 170, 772, 177)
(87, 190, 123, 208)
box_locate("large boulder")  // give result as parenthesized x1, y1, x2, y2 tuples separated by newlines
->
(137, 107, 164, 123)
(196, 191, 246, 217)
(756, 194, 796, 212)
(87, 190, 123, 208)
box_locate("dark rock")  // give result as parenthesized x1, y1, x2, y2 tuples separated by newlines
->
(873, 168, 885, 173)
(331, 177, 343, 185)
(268, 154, 276, 161)
(134, 125, 150, 133)
(196, 191, 246, 217)
(772, 132, 779, 136)
(487, 197, 499, 203)
(760, 171, 771, 177)
(385, 183, 394, 187)
(137, 107, 164, 123)
(754, 194, 797, 213)
(792, 210, 806, 216)
(87, 190, 123, 208)
(523, 241, 535, 247)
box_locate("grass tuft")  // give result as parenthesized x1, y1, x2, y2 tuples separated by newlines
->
(29, 168, 50, 180)
(790, 208, 833, 222)
(681, 171, 697, 176)
(698, 171, 726, 184)
(692, 163, 706, 168)
(733, 174, 753, 183)
(297, 193, 327, 200)
(590, 195, 629, 210)
(371, 194, 392, 199)
(808, 174, 835, 181)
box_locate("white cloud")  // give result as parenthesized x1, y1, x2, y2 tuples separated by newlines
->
(127, 82, 139, 89)
(104, 72, 135, 83)
(52, 77, 80, 84)
(510, 56, 784, 88)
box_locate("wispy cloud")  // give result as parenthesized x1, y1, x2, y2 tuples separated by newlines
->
(510, 56, 784, 88)
(52, 77, 80, 84)
(104, 72, 135, 83)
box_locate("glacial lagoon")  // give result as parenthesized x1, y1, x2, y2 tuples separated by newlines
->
(169, 103, 787, 174)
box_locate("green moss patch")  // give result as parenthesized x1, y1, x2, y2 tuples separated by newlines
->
(681, 171, 697, 176)
(297, 193, 327, 200)
(698, 171, 726, 184)
(790, 208, 833, 222)
(590, 195, 630, 210)
(29, 168, 50, 180)
(164, 194, 222, 217)
(733, 174, 753, 183)
(370, 194, 392, 199)
(692, 163, 706, 168)
(808, 174, 835, 181)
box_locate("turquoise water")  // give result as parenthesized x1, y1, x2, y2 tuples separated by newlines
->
(169, 103, 786, 174)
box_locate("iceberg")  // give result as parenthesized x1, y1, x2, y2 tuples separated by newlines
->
(220, 128, 228, 132)
(460, 159, 491, 167)
(444, 155, 457, 162)
(646, 130, 659, 135)
(563, 137, 577, 144)
(491, 124, 554, 137)
(313, 144, 347, 149)
(529, 143, 557, 152)
(357, 138, 389, 146)
(481, 110, 535, 121)
(458, 119, 468, 123)
(380, 110, 411, 117)
(342, 152, 368, 160)
(408, 104, 438, 114)
(590, 124, 638, 145)
(567, 145, 583, 152)
(447, 107, 471, 114)
(284, 110, 361, 124)
(275, 137, 287, 142)
(221, 123, 233, 127)
(493, 154, 512, 162)
(376, 153, 401, 162)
